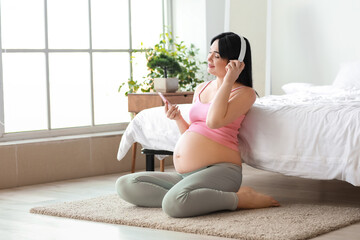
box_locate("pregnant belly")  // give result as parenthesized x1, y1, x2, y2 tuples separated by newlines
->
(173, 131, 241, 174)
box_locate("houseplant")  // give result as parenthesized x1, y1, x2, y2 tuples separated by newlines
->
(119, 32, 206, 96)
(147, 53, 182, 92)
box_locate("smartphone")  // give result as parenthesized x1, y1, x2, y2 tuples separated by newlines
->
(158, 92, 173, 107)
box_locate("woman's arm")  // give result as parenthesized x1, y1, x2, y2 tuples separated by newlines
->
(206, 61, 256, 129)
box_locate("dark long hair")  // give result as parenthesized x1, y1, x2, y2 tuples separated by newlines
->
(210, 32, 253, 88)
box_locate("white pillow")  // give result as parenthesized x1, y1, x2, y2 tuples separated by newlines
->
(333, 61, 360, 89)
(281, 82, 314, 94)
(307, 85, 340, 95)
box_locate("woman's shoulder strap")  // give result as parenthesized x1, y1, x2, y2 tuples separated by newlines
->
(199, 80, 213, 95)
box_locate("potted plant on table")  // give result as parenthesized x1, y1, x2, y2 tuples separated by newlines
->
(147, 53, 182, 92)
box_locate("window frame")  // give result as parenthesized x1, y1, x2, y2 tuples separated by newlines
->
(0, 0, 173, 142)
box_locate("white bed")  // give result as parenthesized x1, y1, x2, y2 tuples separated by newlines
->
(117, 62, 360, 186)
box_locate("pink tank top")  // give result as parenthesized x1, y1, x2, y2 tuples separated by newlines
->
(186, 81, 246, 152)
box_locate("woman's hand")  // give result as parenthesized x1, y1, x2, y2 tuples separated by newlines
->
(224, 60, 245, 84)
(164, 102, 181, 120)
(165, 102, 190, 133)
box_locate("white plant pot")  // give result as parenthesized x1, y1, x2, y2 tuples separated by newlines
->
(154, 78, 179, 93)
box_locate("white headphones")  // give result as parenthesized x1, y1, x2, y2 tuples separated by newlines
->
(238, 35, 247, 62)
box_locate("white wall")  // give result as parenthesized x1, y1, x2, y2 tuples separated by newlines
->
(228, 0, 268, 97)
(173, 0, 360, 96)
(271, 0, 360, 94)
(226, 0, 360, 95)
(172, 0, 268, 88)
(172, 0, 207, 61)
(205, 0, 226, 53)
(172, 0, 226, 81)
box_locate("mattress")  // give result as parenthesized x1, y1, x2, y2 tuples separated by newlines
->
(239, 86, 360, 186)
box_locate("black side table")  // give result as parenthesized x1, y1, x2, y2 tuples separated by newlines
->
(141, 149, 173, 171)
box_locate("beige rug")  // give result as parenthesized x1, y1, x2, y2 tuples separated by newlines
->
(30, 194, 360, 240)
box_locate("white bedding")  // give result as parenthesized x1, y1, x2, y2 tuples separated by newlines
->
(117, 85, 360, 186)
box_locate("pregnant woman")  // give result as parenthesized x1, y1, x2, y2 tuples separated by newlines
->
(116, 32, 279, 218)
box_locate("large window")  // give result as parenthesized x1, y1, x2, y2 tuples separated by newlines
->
(0, 0, 169, 141)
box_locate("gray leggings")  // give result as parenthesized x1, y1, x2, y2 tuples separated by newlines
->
(115, 163, 242, 218)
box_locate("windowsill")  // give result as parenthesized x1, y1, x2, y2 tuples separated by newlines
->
(0, 130, 125, 146)
(0, 122, 129, 146)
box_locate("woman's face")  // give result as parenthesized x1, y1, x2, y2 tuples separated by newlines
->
(207, 39, 228, 78)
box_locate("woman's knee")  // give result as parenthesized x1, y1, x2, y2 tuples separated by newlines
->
(162, 189, 190, 218)
(115, 174, 137, 200)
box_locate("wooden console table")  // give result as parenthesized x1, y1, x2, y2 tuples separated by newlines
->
(128, 91, 194, 172)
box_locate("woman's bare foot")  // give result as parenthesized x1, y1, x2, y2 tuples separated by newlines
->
(236, 186, 280, 209)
